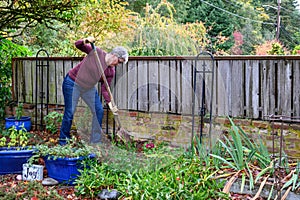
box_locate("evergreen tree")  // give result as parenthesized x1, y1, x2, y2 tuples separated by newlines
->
(184, 0, 235, 53)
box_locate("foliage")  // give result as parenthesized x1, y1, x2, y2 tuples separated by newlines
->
(75, 155, 229, 199)
(15, 102, 23, 120)
(292, 44, 300, 55)
(255, 40, 288, 55)
(0, 125, 30, 147)
(210, 117, 272, 192)
(30, 136, 93, 162)
(15, 22, 77, 56)
(129, 1, 207, 56)
(184, 0, 235, 54)
(126, 0, 191, 23)
(0, 0, 79, 39)
(0, 38, 31, 121)
(231, 31, 244, 55)
(43, 111, 63, 134)
(69, 0, 135, 54)
(267, 42, 286, 55)
(281, 161, 300, 191)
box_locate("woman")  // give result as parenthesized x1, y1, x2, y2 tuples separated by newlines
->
(59, 36, 128, 145)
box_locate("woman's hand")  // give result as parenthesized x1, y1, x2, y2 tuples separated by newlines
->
(83, 36, 95, 44)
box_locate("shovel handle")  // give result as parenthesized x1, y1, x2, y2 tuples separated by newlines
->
(91, 42, 96, 51)
(90, 42, 121, 128)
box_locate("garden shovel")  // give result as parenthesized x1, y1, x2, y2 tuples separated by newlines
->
(90, 43, 132, 144)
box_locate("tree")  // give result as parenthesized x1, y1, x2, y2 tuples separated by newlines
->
(0, 0, 79, 38)
(129, 1, 207, 56)
(69, 0, 135, 55)
(260, 0, 300, 50)
(126, 0, 191, 23)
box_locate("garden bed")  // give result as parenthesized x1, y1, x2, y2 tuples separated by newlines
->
(1, 119, 300, 199)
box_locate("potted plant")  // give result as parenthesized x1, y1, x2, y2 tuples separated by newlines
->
(0, 125, 35, 175)
(5, 102, 31, 131)
(30, 136, 95, 185)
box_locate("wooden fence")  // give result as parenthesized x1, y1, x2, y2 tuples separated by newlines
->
(12, 55, 300, 119)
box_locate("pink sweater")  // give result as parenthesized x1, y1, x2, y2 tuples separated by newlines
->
(68, 39, 115, 103)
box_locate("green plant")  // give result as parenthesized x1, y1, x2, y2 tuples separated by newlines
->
(210, 117, 272, 192)
(129, 1, 206, 56)
(0, 125, 30, 147)
(43, 111, 63, 134)
(75, 155, 229, 199)
(15, 102, 23, 120)
(29, 136, 94, 164)
(292, 44, 300, 55)
(267, 42, 285, 55)
(0, 38, 31, 120)
(281, 161, 300, 191)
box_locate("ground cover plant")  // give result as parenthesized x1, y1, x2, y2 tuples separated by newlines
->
(75, 145, 229, 199)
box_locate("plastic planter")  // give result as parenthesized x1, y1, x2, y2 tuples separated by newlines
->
(0, 147, 35, 175)
(44, 154, 95, 185)
(5, 116, 32, 131)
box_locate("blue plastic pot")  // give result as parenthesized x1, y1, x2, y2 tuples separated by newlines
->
(0, 147, 35, 175)
(44, 154, 95, 185)
(5, 116, 32, 131)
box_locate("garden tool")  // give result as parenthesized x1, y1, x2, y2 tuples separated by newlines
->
(90, 43, 132, 144)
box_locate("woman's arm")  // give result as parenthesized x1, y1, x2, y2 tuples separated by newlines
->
(75, 39, 93, 54)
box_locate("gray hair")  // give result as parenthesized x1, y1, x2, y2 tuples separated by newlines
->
(111, 46, 129, 64)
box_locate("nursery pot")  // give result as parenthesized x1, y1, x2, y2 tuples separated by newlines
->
(44, 154, 95, 185)
(0, 147, 35, 175)
(5, 116, 32, 131)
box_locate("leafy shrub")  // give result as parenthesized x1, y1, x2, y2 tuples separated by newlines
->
(292, 45, 300, 55)
(0, 38, 32, 121)
(255, 40, 288, 55)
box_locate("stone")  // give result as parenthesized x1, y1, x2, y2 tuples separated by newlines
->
(42, 177, 59, 186)
(16, 174, 22, 181)
(98, 189, 120, 200)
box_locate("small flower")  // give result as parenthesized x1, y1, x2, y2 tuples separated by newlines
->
(145, 142, 155, 149)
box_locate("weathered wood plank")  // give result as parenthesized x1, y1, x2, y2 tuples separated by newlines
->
(231, 60, 244, 117)
(251, 60, 260, 118)
(194, 59, 204, 116)
(115, 63, 128, 109)
(261, 60, 275, 116)
(159, 60, 170, 112)
(204, 59, 214, 118)
(216, 60, 230, 116)
(278, 60, 292, 116)
(181, 60, 193, 114)
(293, 60, 300, 116)
(137, 61, 148, 111)
(148, 61, 159, 112)
(169, 60, 178, 113)
(48, 61, 56, 104)
(127, 60, 138, 110)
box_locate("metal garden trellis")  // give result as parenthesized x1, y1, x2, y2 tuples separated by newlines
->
(35, 49, 50, 130)
(191, 50, 215, 152)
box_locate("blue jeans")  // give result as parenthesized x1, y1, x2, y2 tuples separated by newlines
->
(59, 74, 104, 145)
